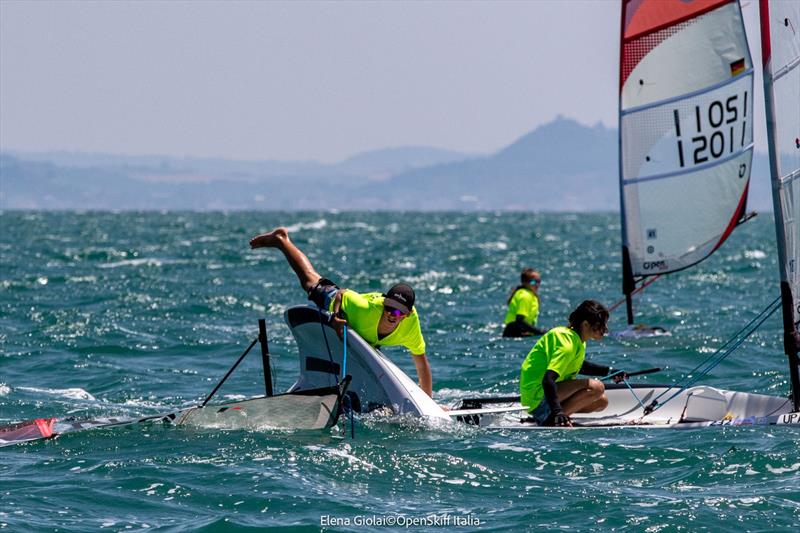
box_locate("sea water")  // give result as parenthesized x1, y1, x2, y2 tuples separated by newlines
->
(1, 211, 798, 532)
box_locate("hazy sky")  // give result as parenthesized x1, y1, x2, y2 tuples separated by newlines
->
(0, 0, 767, 163)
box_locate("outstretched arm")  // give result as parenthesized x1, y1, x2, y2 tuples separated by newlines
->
(413, 354, 433, 397)
(580, 360, 628, 383)
(579, 360, 610, 376)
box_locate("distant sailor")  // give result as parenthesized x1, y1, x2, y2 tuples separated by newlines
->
(502, 268, 546, 337)
(249, 227, 434, 397)
(519, 300, 628, 427)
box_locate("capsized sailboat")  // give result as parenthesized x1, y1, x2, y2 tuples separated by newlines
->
(616, 0, 756, 337)
(285, 306, 449, 421)
(1, 319, 350, 447)
(447, 0, 800, 429)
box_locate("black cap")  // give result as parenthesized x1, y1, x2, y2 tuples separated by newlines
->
(383, 283, 415, 314)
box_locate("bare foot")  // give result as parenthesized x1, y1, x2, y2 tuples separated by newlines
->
(249, 227, 289, 249)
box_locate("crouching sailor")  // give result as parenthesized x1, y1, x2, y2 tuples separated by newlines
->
(519, 300, 627, 427)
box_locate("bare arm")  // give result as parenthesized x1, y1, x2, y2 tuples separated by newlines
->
(413, 354, 433, 397)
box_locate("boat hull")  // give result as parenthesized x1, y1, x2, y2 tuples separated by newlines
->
(175, 385, 344, 431)
(285, 305, 449, 420)
(0, 382, 348, 447)
(450, 384, 797, 430)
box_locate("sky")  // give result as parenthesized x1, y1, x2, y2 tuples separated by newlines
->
(0, 0, 768, 163)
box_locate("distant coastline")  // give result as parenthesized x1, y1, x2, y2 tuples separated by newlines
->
(0, 117, 772, 212)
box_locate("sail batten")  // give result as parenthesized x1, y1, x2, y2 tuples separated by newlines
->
(619, 0, 754, 323)
(620, 69, 754, 117)
(624, 143, 755, 185)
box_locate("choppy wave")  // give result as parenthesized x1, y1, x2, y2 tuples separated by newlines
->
(1, 211, 797, 531)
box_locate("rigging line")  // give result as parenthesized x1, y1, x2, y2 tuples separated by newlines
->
(342, 324, 348, 379)
(621, 379, 648, 411)
(644, 296, 781, 411)
(684, 297, 782, 386)
(645, 296, 782, 415)
(602, 370, 651, 412)
(609, 274, 662, 313)
(318, 308, 341, 387)
(201, 336, 259, 407)
(672, 295, 779, 386)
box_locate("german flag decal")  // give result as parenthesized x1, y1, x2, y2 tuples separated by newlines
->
(730, 58, 746, 76)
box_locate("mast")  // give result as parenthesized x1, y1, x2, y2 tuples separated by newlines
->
(759, 0, 800, 411)
(622, 246, 635, 325)
(619, 1, 635, 326)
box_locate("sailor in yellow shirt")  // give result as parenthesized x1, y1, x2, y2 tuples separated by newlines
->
(249, 227, 433, 397)
(503, 268, 545, 337)
(519, 300, 628, 427)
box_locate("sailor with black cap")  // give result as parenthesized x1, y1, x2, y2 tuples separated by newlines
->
(249, 227, 433, 397)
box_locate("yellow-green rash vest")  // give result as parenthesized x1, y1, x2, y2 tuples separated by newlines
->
(519, 326, 585, 411)
(503, 287, 539, 326)
(330, 290, 426, 356)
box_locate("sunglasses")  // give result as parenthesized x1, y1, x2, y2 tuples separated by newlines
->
(529, 278, 541, 285)
(384, 307, 406, 317)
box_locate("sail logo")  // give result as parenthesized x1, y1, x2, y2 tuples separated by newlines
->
(779, 412, 800, 425)
(642, 261, 667, 271)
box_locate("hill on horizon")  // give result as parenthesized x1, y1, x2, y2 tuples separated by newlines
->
(0, 117, 772, 212)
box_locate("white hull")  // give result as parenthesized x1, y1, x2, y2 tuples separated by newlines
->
(450, 385, 798, 430)
(175, 389, 343, 431)
(0, 384, 347, 446)
(285, 306, 449, 420)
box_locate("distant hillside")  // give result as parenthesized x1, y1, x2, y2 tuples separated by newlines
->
(0, 117, 772, 211)
(362, 118, 618, 210)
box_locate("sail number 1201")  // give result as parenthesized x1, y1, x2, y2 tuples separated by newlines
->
(674, 91, 748, 168)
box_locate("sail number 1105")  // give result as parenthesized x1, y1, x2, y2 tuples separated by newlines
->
(674, 91, 748, 168)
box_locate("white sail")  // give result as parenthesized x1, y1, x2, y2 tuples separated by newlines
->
(619, 0, 754, 292)
(761, 0, 800, 410)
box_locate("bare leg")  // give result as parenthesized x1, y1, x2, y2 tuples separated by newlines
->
(249, 227, 322, 292)
(556, 379, 608, 416)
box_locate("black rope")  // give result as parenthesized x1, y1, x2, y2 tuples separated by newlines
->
(201, 336, 259, 407)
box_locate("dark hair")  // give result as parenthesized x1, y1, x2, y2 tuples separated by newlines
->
(520, 268, 538, 284)
(507, 268, 540, 304)
(568, 300, 609, 330)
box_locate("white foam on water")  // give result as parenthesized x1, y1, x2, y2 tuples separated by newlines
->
(18, 386, 96, 401)
(0, 384, 9, 396)
(766, 463, 800, 474)
(488, 443, 534, 453)
(305, 444, 386, 473)
(476, 241, 508, 251)
(285, 219, 327, 232)
(100, 258, 164, 269)
(744, 250, 767, 259)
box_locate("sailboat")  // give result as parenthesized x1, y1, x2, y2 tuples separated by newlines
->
(286, 0, 800, 430)
(1, 319, 350, 447)
(615, 0, 757, 337)
(446, 0, 800, 428)
(761, 0, 800, 418)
